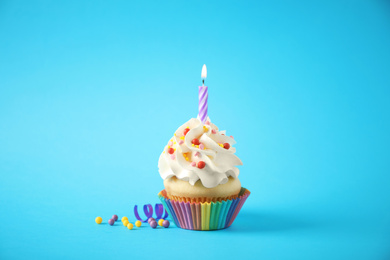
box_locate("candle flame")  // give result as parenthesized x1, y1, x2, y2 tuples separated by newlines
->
(201, 64, 207, 79)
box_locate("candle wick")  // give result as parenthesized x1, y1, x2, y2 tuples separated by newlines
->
(202, 79, 204, 86)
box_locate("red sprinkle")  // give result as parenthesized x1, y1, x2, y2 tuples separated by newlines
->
(167, 148, 174, 154)
(223, 143, 230, 149)
(191, 138, 200, 145)
(183, 128, 190, 136)
(197, 161, 206, 169)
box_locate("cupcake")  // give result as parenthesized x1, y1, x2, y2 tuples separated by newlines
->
(158, 117, 250, 230)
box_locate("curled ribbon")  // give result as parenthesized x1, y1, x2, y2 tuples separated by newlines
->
(134, 204, 169, 222)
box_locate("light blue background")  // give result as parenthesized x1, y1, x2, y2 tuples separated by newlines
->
(1, 1, 390, 259)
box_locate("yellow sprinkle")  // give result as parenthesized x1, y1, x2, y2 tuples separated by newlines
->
(174, 142, 176, 144)
(174, 148, 176, 151)
(163, 151, 165, 153)
(219, 144, 224, 147)
(192, 144, 194, 147)
(123, 220, 129, 226)
(121, 216, 128, 222)
(168, 145, 171, 148)
(95, 217, 102, 224)
(174, 133, 176, 136)
(196, 145, 199, 148)
(135, 220, 142, 227)
(180, 136, 185, 140)
(158, 219, 164, 227)
(185, 157, 189, 161)
(127, 223, 134, 230)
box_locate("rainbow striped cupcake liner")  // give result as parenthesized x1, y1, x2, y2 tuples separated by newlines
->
(158, 187, 250, 231)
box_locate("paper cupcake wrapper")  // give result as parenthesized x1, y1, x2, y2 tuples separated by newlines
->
(158, 187, 250, 231)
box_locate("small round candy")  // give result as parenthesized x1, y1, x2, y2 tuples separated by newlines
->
(123, 220, 129, 226)
(158, 219, 164, 227)
(183, 128, 190, 135)
(127, 223, 134, 230)
(197, 161, 206, 169)
(95, 217, 103, 224)
(147, 217, 155, 224)
(163, 220, 170, 228)
(121, 216, 128, 222)
(223, 143, 230, 149)
(108, 219, 115, 226)
(150, 221, 157, 229)
(112, 215, 118, 221)
(135, 220, 142, 227)
(191, 138, 200, 145)
(167, 148, 174, 154)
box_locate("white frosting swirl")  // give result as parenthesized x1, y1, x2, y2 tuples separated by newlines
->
(158, 118, 243, 188)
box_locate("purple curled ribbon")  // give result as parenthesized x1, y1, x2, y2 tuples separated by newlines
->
(134, 204, 169, 222)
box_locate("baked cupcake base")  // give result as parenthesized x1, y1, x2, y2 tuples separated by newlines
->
(158, 187, 250, 231)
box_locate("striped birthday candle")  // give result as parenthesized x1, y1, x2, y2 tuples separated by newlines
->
(198, 64, 208, 123)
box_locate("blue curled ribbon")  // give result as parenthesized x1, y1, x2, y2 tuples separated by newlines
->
(134, 204, 169, 222)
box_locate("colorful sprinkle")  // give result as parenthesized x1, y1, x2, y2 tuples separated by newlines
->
(150, 221, 157, 229)
(180, 136, 185, 140)
(108, 219, 115, 226)
(95, 217, 102, 224)
(203, 126, 208, 132)
(199, 144, 204, 150)
(112, 215, 118, 221)
(185, 157, 189, 161)
(191, 162, 196, 167)
(170, 154, 175, 160)
(158, 219, 164, 227)
(179, 140, 184, 145)
(194, 152, 200, 157)
(148, 218, 156, 224)
(192, 138, 200, 145)
(135, 220, 142, 227)
(212, 129, 216, 134)
(168, 141, 173, 146)
(183, 128, 190, 136)
(205, 121, 210, 125)
(219, 144, 224, 148)
(195, 145, 199, 148)
(223, 143, 231, 149)
(163, 220, 170, 228)
(197, 161, 206, 169)
(127, 223, 134, 230)
(230, 135, 234, 139)
(167, 148, 174, 154)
